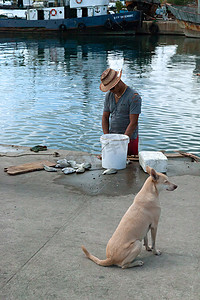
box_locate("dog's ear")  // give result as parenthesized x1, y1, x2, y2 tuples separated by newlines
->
(146, 165, 152, 174)
(150, 168, 159, 181)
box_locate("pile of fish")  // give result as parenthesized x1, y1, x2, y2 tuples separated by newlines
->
(44, 159, 92, 175)
(44, 158, 120, 175)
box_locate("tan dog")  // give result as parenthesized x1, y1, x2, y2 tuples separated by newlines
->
(82, 166, 177, 269)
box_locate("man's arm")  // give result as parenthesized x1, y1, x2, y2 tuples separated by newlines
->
(124, 114, 139, 138)
(102, 111, 110, 134)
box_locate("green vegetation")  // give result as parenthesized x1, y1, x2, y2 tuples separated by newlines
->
(116, 1, 124, 13)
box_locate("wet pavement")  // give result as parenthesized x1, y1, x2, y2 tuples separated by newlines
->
(54, 159, 148, 197)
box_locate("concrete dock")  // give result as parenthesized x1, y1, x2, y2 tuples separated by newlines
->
(137, 20, 184, 35)
(0, 145, 199, 299)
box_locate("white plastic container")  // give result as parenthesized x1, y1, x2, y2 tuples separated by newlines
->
(139, 151, 168, 173)
(100, 134, 129, 170)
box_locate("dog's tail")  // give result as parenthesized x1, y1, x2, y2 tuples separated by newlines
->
(81, 245, 113, 267)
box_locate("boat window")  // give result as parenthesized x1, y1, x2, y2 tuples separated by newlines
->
(18, 0, 23, 8)
(82, 7, 87, 17)
(65, 6, 76, 18)
(38, 10, 44, 20)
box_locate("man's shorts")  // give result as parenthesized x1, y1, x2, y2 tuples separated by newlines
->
(127, 136, 139, 156)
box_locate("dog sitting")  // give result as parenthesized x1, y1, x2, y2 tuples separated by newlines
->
(82, 166, 177, 269)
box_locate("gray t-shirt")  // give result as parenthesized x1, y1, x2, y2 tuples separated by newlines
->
(103, 86, 142, 140)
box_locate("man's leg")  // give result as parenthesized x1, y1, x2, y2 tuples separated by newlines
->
(127, 136, 139, 155)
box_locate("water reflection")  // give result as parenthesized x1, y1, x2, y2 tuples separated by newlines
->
(0, 34, 199, 155)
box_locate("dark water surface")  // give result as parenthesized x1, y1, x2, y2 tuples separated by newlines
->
(0, 34, 199, 155)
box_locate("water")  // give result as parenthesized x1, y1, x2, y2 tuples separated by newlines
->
(0, 34, 199, 155)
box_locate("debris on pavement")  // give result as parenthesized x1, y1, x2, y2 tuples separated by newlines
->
(4, 160, 56, 175)
(30, 145, 47, 152)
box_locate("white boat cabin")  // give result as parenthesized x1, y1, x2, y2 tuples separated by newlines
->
(0, 0, 110, 20)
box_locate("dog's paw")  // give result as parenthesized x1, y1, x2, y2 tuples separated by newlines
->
(121, 260, 144, 269)
(137, 260, 144, 266)
(146, 246, 152, 252)
(153, 249, 162, 256)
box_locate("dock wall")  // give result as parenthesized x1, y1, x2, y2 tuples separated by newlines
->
(137, 20, 184, 35)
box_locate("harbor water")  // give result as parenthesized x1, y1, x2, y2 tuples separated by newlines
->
(0, 34, 199, 155)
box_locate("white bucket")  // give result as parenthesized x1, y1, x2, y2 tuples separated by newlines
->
(100, 134, 129, 170)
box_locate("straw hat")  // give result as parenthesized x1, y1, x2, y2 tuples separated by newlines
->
(100, 68, 122, 92)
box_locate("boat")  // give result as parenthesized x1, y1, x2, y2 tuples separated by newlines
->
(0, 0, 142, 34)
(125, 0, 161, 19)
(167, 3, 200, 38)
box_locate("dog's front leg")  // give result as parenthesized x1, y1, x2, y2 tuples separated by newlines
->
(144, 234, 151, 251)
(151, 227, 161, 255)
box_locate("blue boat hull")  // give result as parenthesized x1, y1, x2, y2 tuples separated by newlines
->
(0, 11, 141, 34)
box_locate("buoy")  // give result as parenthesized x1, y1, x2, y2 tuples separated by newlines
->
(50, 9, 57, 16)
(78, 23, 86, 30)
(149, 22, 159, 35)
(59, 24, 66, 31)
(104, 19, 114, 30)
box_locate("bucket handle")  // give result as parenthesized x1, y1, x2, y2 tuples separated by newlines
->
(101, 139, 129, 152)
(101, 142, 110, 152)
